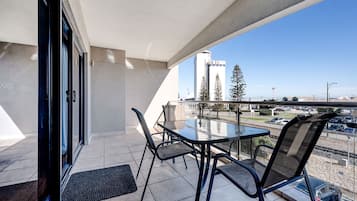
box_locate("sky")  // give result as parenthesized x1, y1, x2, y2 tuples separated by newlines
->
(178, 0, 357, 100)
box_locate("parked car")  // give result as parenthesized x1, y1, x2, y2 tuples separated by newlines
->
(278, 119, 290, 125)
(327, 125, 336, 130)
(327, 124, 344, 131)
(327, 124, 345, 132)
(329, 117, 343, 124)
(267, 117, 283, 124)
(344, 127, 354, 133)
(295, 176, 342, 201)
(343, 116, 353, 124)
(273, 107, 286, 112)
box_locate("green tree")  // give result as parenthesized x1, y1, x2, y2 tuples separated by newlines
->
(292, 96, 299, 101)
(214, 74, 224, 115)
(282, 97, 288, 101)
(199, 76, 209, 109)
(199, 76, 209, 108)
(214, 74, 223, 101)
(230, 65, 246, 101)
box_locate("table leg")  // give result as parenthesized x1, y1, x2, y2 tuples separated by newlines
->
(250, 138, 253, 159)
(195, 144, 206, 201)
(237, 141, 240, 159)
(201, 145, 211, 189)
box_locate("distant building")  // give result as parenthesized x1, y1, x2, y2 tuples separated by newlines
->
(194, 50, 226, 101)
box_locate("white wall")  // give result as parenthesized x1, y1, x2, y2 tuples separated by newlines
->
(90, 47, 179, 135)
(0, 42, 38, 138)
(125, 58, 178, 130)
(90, 47, 126, 134)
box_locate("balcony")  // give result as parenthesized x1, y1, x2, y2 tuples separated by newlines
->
(2, 100, 356, 201)
(71, 130, 285, 201)
(181, 100, 357, 201)
(1, 0, 356, 200)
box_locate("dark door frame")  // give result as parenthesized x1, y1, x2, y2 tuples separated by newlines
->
(38, 0, 62, 200)
(39, 1, 87, 200)
(61, 15, 73, 179)
(38, 0, 50, 200)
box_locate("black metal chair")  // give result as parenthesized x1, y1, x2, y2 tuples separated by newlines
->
(206, 112, 337, 201)
(132, 108, 198, 201)
(161, 104, 200, 167)
(162, 103, 186, 141)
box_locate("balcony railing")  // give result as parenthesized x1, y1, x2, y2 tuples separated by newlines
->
(167, 100, 357, 201)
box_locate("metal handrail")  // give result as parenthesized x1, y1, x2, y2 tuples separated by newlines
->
(182, 100, 357, 108)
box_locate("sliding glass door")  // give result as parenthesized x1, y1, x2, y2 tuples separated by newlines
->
(62, 16, 84, 177)
(38, 1, 86, 199)
(62, 18, 71, 174)
(72, 46, 84, 157)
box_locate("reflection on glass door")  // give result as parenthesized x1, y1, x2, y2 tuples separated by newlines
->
(62, 18, 71, 174)
(72, 46, 83, 156)
(61, 16, 85, 178)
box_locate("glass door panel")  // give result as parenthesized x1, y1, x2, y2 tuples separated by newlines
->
(72, 47, 81, 155)
(61, 19, 71, 174)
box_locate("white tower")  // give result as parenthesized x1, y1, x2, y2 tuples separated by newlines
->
(208, 60, 226, 101)
(194, 50, 211, 100)
(194, 50, 226, 101)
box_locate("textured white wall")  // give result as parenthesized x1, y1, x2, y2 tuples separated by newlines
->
(0, 42, 38, 136)
(90, 47, 126, 134)
(90, 47, 179, 134)
(125, 58, 178, 130)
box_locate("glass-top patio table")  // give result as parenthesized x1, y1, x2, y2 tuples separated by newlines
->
(158, 118, 270, 201)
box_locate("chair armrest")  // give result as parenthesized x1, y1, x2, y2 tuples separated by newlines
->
(155, 140, 199, 155)
(155, 139, 197, 151)
(151, 126, 164, 135)
(228, 140, 237, 154)
(214, 153, 261, 185)
(152, 132, 164, 135)
(253, 144, 274, 160)
(156, 139, 182, 147)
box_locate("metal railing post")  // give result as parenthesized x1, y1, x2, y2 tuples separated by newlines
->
(236, 103, 240, 159)
(199, 103, 203, 118)
(236, 104, 240, 125)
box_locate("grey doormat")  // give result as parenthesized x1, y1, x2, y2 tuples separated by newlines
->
(62, 165, 137, 201)
(0, 181, 37, 201)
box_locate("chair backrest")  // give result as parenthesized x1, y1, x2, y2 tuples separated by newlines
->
(261, 112, 337, 188)
(131, 108, 156, 150)
(163, 103, 186, 121)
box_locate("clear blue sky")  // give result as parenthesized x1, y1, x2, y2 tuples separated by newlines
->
(179, 0, 357, 100)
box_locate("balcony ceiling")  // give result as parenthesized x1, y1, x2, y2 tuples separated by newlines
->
(79, 0, 236, 61)
(0, 0, 321, 66)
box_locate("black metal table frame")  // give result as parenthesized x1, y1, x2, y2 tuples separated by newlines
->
(158, 122, 270, 201)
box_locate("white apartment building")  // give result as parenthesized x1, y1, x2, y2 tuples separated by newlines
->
(194, 51, 226, 101)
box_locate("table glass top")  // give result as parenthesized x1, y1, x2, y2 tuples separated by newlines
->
(158, 118, 270, 144)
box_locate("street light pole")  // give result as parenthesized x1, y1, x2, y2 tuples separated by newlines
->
(272, 87, 276, 100)
(326, 82, 338, 102)
(326, 82, 329, 102)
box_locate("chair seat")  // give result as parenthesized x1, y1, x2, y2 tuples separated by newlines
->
(217, 159, 266, 195)
(157, 142, 194, 160)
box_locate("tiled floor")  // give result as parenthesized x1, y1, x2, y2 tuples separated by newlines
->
(0, 135, 37, 187)
(72, 131, 286, 201)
